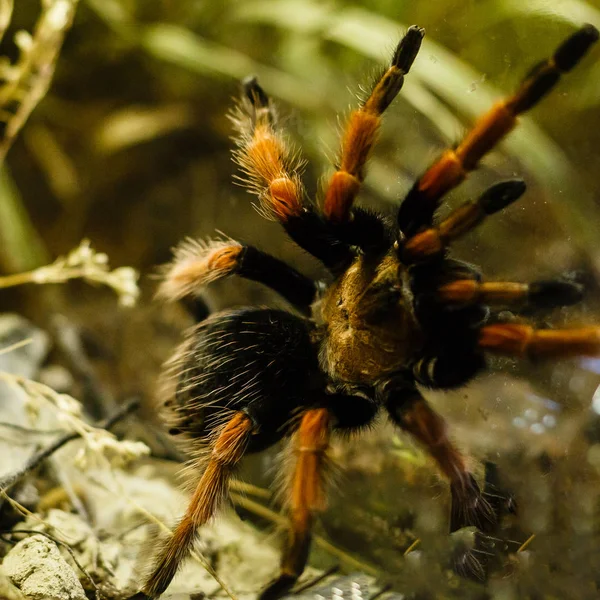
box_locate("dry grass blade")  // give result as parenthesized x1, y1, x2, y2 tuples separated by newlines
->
(0, 397, 140, 492)
(0, 240, 140, 307)
(138, 23, 325, 111)
(468, 0, 600, 32)
(0, 0, 13, 44)
(230, 492, 379, 577)
(0, 371, 149, 484)
(0, 166, 49, 273)
(0, 1, 79, 274)
(0, 0, 79, 164)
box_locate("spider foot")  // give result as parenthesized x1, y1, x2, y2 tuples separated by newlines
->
(258, 573, 297, 600)
(449, 473, 496, 533)
(453, 545, 487, 582)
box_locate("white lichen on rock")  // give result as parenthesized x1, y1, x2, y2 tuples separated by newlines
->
(3, 534, 86, 600)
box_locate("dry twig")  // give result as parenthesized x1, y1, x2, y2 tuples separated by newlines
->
(0, 240, 140, 307)
(0, 398, 140, 492)
(0, 0, 79, 163)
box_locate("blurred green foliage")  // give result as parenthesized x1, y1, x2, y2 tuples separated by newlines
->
(1, 0, 599, 282)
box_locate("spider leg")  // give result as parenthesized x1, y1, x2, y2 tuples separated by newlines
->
(259, 407, 332, 600)
(410, 270, 584, 389)
(233, 77, 352, 271)
(323, 26, 424, 224)
(397, 24, 599, 236)
(453, 462, 517, 582)
(402, 179, 525, 262)
(408, 259, 489, 389)
(141, 412, 253, 599)
(385, 388, 494, 532)
(479, 322, 600, 358)
(232, 76, 306, 224)
(411, 350, 485, 390)
(157, 237, 317, 313)
(437, 277, 583, 310)
(404, 178, 584, 311)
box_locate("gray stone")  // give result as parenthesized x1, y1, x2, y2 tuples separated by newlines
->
(0, 566, 27, 600)
(0, 313, 50, 379)
(0, 313, 55, 481)
(3, 534, 86, 600)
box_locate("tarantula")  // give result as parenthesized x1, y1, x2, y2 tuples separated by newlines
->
(139, 24, 600, 600)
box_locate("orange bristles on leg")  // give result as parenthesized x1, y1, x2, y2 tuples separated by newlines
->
(157, 238, 243, 301)
(323, 26, 424, 223)
(259, 408, 331, 600)
(398, 24, 599, 235)
(439, 280, 528, 306)
(479, 324, 600, 358)
(231, 77, 305, 223)
(437, 278, 582, 308)
(142, 412, 253, 598)
(402, 180, 525, 262)
(290, 408, 331, 519)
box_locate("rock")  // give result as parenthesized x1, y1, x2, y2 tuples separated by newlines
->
(38, 365, 75, 395)
(80, 459, 287, 597)
(0, 566, 27, 600)
(0, 313, 54, 482)
(17, 509, 118, 593)
(3, 534, 86, 600)
(0, 313, 50, 379)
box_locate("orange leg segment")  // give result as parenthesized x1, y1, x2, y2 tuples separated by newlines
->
(479, 323, 600, 359)
(402, 179, 525, 261)
(142, 412, 253, 599)
(232, 77, 306, 223)
(437, 278, 582, 309)
(387, 391, 494, 533)
(157, 238, 243, 301)
(398, 25, 599, 235)
(323, 26, 424, 223)
(157, 238, 317, 313)
(259, 408, 331, 600)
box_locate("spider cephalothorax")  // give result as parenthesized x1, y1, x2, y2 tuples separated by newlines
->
(139, 24, 600, 600)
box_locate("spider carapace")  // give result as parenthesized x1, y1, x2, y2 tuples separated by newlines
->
(139, 24, 600, 600)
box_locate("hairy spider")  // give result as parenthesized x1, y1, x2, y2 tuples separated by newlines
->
(139, 24, 600, 600)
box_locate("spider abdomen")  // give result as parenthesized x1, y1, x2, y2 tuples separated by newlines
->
(164, 308, 323, 453)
